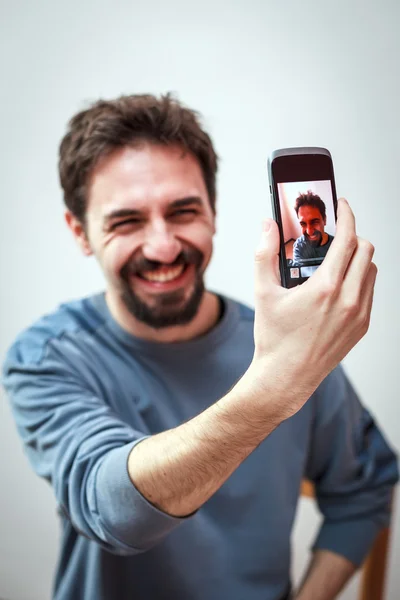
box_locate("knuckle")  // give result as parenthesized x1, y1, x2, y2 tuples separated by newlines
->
(360, 312, 371, 336)
(315, 280, 337, 303)
(343, 298, 360, 318)
(254, 248, 266, 263)
(358, 237, 375, 258)
(343, 232, 357, 252)
(255, 282, 268, 301)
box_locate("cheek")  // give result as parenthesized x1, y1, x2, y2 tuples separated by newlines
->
(183, 223, 214, 256)
(102, 237, 140, 277)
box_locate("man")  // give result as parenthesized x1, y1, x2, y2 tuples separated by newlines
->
(2, 94, 398, 600)
(292, 190, 334, 265)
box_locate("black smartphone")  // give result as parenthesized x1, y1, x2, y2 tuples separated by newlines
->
(268, 147, 338, 288)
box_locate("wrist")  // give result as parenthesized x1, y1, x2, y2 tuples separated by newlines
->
(245, 354, 323, 423)
(227, 361, 286, 428)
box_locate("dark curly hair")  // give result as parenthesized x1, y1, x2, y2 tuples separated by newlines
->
(294, 190, 326, 220)
(58, 93, 218, 224)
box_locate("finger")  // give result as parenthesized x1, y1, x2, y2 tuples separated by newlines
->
(342, 237, 375, 299)
(254, 218, 281, 291)
(316, 198, 357, 284)
(358, 262, 378, 337)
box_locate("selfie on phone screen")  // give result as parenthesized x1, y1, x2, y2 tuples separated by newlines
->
(277, 180, 336, 280)
(269, 148, 338, 287)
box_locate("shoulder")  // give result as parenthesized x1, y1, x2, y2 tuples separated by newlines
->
(293, 235, 305, 248)
(3, 294, 105, 370)
(222, 293, 254, 323)
(293, 237, 307, 260)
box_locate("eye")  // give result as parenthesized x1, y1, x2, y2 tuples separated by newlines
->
(112, 218, 143, 230)
(170, 209, 198, 220)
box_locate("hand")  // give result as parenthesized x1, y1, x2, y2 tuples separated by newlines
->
(247, 198, 376, 421)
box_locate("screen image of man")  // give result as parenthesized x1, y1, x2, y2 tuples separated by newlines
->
(2, 94, 398, 600)
(292, 190, 334, 265)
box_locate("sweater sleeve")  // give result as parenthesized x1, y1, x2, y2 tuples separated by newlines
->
(304, 365, 399, 567)
(2, 335, 190, 556)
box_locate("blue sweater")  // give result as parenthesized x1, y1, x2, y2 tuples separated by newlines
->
(293, 233, 334, 264)
(2, 292, 398, 600)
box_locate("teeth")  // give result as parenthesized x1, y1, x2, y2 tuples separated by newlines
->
(141, 265, 185, 283)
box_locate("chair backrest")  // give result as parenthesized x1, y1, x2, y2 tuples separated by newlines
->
(300, 480, 394, 600)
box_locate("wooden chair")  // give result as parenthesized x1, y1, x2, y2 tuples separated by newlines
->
(301, 480, 395, 600)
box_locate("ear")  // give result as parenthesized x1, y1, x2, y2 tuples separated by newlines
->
(212, 211, 217, 235)
(64, 211, 93, 256)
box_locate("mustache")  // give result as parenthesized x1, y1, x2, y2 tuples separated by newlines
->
(305, 231, 322, 240)
(121, 247, 204, 279)
(304, 231, 322, 247)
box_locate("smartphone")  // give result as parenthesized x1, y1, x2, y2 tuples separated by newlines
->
(268, 147, 338, 288)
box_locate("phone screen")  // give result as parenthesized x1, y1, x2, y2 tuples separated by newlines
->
(269, 151, 338, 287)
(277, 180, 336, 280)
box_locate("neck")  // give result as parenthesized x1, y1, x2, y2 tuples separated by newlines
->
(321, 232, 329, 245)
(105, 289, 221, 343)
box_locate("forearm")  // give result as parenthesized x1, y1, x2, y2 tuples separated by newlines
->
(295, 549, 357, 600)
(128, 363, 294, 517)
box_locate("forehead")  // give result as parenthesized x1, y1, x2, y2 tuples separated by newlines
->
(87, 143, 209, 215)
(298, 205, 323, 220)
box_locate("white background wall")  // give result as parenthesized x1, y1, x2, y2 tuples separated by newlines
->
(1, 1, 399, 598)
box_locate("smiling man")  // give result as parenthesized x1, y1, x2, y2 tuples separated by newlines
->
(292, 191, 334, 265)
(2, 94, 398, 600)
(65, 141, 218, 339)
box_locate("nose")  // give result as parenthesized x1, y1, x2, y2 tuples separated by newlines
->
(306, 225, 315, 236)
(142, 220, 182, 264)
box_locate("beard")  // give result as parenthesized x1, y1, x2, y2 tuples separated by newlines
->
(305, 230, 323, 247)
(118, 246, 206, 329)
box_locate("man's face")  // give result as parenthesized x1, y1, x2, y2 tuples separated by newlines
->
(74, 143, 216, 329)
(297, 205, 326, 247)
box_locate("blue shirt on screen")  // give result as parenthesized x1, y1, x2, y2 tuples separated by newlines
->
(293, 233, 334, 264)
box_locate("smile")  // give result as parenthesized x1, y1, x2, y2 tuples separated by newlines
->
(138, 264, 185, 283)
(132, 264, 194, 291)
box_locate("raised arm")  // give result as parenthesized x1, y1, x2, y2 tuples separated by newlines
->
(128, 199, 379, 517)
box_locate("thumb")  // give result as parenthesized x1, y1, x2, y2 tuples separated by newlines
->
(254, 218, 281, 287)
